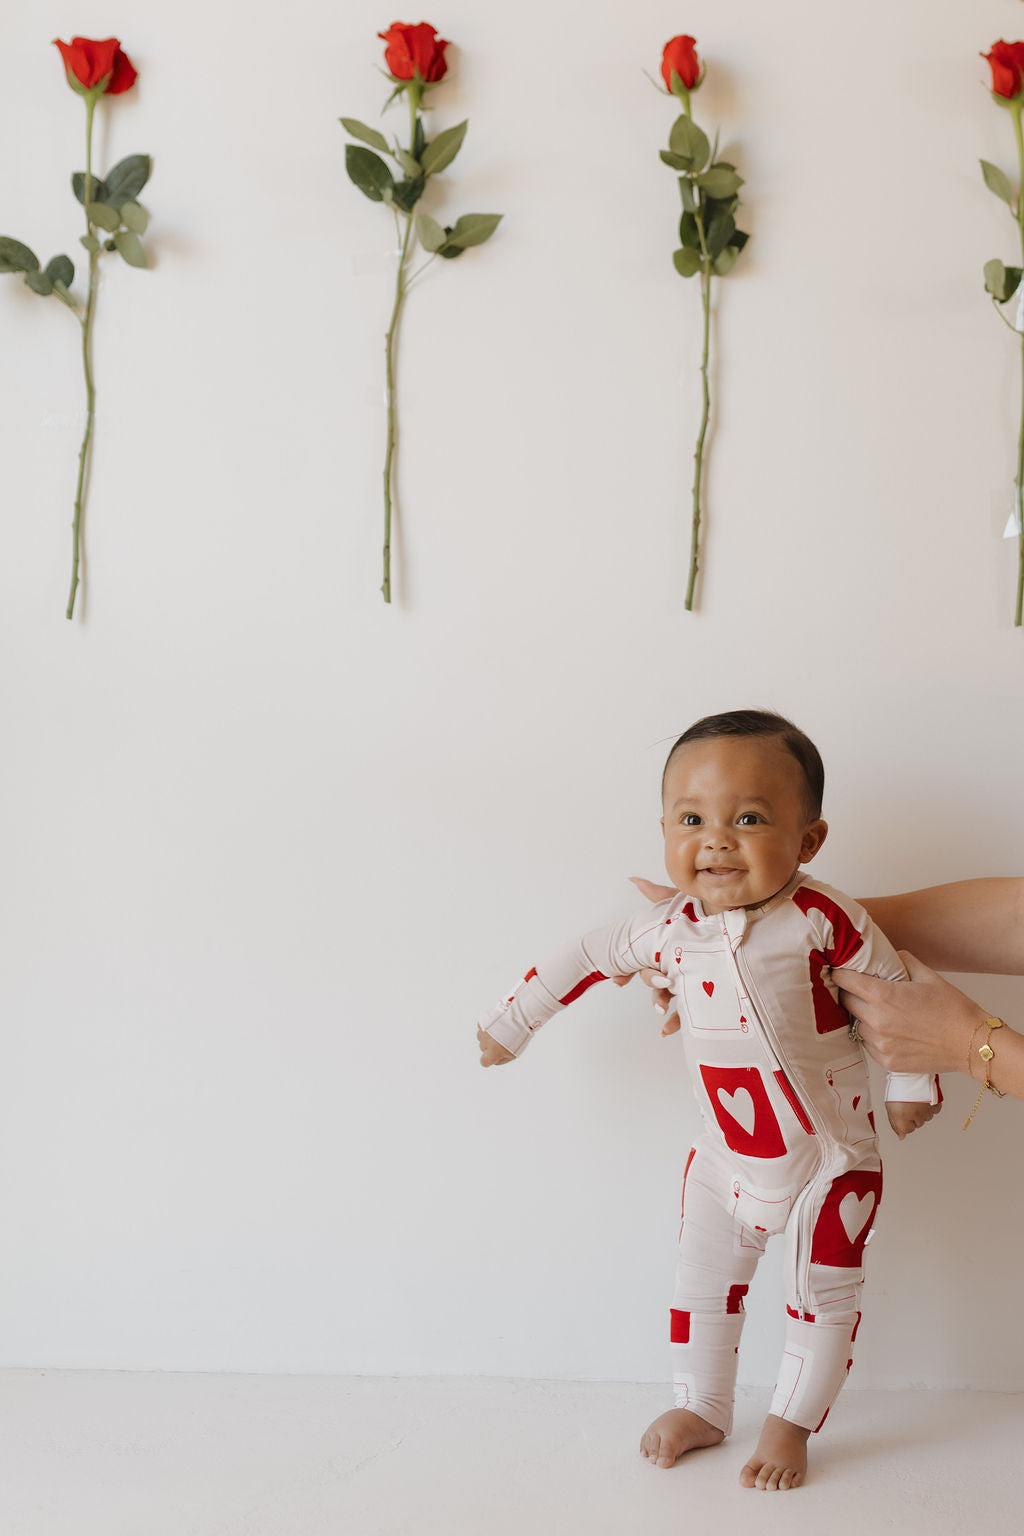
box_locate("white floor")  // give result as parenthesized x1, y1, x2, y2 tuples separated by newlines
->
(0, 1371, 1016, 1536)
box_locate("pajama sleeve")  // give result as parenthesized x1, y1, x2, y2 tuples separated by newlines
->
(478, 899, 674, 1058)
(796, 883, 940, 1106)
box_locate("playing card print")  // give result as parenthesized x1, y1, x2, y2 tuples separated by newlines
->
(824, 1061, 876, 1146)
(698, 1064, 787, 1158)
(810, 1169, 882, 1268)
(682, 959, 750, 1035)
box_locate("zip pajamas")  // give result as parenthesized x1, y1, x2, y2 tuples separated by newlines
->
(479, 874, 938, 1435)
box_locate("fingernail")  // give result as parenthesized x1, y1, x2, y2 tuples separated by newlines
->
(654, 1000, 667, 1014)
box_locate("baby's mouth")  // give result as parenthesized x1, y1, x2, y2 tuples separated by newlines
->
(699, 866, 744, 877)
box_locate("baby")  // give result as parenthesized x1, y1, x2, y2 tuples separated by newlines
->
(477, 709, 940, 1491)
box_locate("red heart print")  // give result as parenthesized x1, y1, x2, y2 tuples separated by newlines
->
(852, 1095, 861, 1111)
(702, 981, 714, 997)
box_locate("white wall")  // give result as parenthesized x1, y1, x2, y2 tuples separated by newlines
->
(0, 0, 1021, 1390)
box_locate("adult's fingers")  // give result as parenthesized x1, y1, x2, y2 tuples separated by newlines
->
(629, 876, 676, 905)
(831, 966, 883, 1004)
(896, 950, 938, 984)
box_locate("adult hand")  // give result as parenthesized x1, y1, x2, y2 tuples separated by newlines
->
(609, 877, 680, 1034)
(834, 951, 989, 1076)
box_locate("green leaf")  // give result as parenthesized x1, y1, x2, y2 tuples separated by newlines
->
(339, 117, 391, 155)
(345, 144, 395, 202)
(660, 150, 697, 172)
(678, 211, 702, 250)
(433, 225, 463, 259)
(701, 193, 740, 222)
(114, 230, 147, 268)
(705, 209, 736, 258)
(72, 172, 109, 205)
(0, 235, 40, 273)
(981, 159, 1015, 208)
(731, 230, 750, 253)
(391, 176, 426, 213)
(394, 146, 422, 177)
(120, 202, 149, 234)
(104, 154, 152, 209)
(45, 254, 74, 287)
(24, 269, 53, 295)
(421, 119, 469, 177)
(678, 177, 697, 213)
(697, 165, 744, 199)
(673, 247, 703, 277)
(668, 116, 710, 172)
(984, 257, 1022, 302)
(443, 212, 502, 249)
(984, 257, 1007, 297)
(416, 214, 446, 253)
(79, 233, 100, 252)
(86, 202, 121, 232)
(713, 246, 739, 276)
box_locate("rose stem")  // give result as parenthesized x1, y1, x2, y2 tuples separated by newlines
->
(684, 92, 713, 613)
(382, 213, 412, 603)
(67, 92, 98, 620)
(1014, 99, 1024, 626)
(380, 83, 422, 604)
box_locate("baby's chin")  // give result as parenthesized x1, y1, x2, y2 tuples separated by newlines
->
(694, 869, 790, 913)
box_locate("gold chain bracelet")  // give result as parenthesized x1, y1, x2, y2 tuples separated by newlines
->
(963, 1016, 1007, 1129)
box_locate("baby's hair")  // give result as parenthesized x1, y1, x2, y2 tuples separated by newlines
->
(663, 708, 825, 819)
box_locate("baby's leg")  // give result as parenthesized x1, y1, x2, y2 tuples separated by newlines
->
(641, 1149, 766, 1469)
(741, 1168, 875, 1490)
(739, 1313, 855, 1490)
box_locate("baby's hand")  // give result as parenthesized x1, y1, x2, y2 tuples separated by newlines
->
(886, 1100, 941, 1140)
(477, 1025, 516, 1068)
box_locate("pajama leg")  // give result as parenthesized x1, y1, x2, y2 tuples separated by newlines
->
(670, 1147, 768, 1436)
(771, 1166, 879, 1432)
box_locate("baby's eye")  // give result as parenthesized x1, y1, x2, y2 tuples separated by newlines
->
(681, 813, 703, 826)
(737, 813, 762, 826)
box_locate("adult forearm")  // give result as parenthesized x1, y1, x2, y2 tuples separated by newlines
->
(860, 879, 1024, 974)
(978, 1018, 1024, 1102)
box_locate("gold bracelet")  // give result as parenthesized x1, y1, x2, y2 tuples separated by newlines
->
(962, 1017, 1007, 1130)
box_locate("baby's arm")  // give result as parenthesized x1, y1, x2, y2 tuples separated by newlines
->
(476, 900, 672, 1064)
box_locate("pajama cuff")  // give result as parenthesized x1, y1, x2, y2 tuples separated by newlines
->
(884, 1072, 939, 1105)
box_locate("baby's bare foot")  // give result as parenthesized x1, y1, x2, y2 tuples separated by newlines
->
(640, 1408, 724, 1469)
(739, 1413, 810, 1490)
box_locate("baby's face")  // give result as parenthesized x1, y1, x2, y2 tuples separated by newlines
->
(661, 736, 827, 914)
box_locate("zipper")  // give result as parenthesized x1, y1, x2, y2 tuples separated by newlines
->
(719, 914, 836, 1319)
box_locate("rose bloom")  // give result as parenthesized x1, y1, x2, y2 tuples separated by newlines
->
(983, 39, 1024, 100)
(54, 35, 137, 95)
(661, 34, 701, 93)
(379, 21, 449, 84)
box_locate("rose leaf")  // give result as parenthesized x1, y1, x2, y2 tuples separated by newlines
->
(421, 121, 468, 177)
(981, 160, 1015, 208)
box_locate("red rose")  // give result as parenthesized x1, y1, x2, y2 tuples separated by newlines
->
(983, 39, 1024, 101)
(661, 35, 701, 94)
(54, 36, 137, 96)
(378, 21, 449, 84)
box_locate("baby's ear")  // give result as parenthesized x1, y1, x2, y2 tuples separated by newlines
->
(800, 819, 828, 863)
